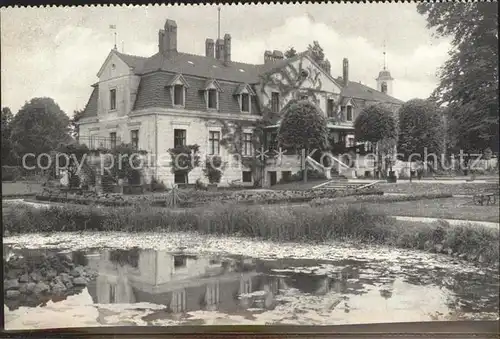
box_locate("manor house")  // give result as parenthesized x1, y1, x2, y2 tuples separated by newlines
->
(78, 19, 403, 187)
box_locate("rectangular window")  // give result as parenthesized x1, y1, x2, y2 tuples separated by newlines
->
(327, 99, 335, 117)
(240, 278, 252, 294)
(208, 131, 220, 155)
(241, 93, 250, 112)
(109, 132, 117, 149)
(242, 133, 253, 156)
(346, 106, 353, 121)
(170, 290, 186, 313)
(267, 131, 278, 151)
(341, 106, 346, 119)
(281, 171, 291, 182)
(208, 89, 218, 109)
(242, 171, 252, 183)
(109, 284, 116, 303)
(173, 85, 184, 106)
(174, 172, 187, 184)
(130, 130, 139, 149)
(110, 89, 116, 110)
(348, 137, 355, 147)
(271, 92, 280, 113)
(174, 129, 186, 148)
(174, 255, 187, 268)
(300, 94, 308, 100)
(205, 283, 220, 306)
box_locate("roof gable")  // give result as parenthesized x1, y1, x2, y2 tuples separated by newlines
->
(338, 77, 403, 105)
(203, 79, 223, 92)
(166, 73, 191, 88)
(234, 83, 256, 96)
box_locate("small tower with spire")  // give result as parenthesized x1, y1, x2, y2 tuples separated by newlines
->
(376, 41, 394, 96)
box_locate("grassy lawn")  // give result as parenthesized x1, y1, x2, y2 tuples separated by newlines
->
(376, 182, 499, 196)
(358, 197, 499, 223)
(2, 182, 43, 196)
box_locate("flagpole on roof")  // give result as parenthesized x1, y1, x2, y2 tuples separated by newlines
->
(217, 7, 221, 40)
(110, 24, 117, 50)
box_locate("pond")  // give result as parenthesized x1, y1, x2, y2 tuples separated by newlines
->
(3, 243, 499, 329)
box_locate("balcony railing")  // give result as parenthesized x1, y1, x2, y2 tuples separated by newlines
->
(78, 136, 121, 150)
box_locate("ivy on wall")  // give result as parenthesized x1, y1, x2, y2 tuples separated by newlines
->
(215, 55, 341, 185)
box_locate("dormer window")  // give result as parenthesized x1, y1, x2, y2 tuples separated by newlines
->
(346, 106, 353, 121)
(166, 74, 190, 108)
(241, 93, 250, 112)
(173, 85, 184, 106)
(234, 83, 255, 114)
(208, 89, 217, 109)
(202, 79, 223, 111)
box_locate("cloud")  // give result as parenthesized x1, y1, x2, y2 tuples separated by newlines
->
(232, 14, 451, 101)
(1, 11, 451, 116)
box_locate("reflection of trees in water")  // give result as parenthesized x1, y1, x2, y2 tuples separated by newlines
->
(379, 288, 393, 300)
(72, 250, 88, 267)
(403, 266, 499, 315)
(109, 247, 140, 268)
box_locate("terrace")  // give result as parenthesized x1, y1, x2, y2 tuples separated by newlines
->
(77, 135, 122, 150)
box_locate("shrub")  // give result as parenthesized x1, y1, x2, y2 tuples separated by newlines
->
(151, 177, 167, 192)
(4, 202, 498, 265)
(2, 165, 21, 182)
(203, 155, 225, 184)
(195, 178, 207, 191)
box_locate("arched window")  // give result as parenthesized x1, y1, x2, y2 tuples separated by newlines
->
(381, 82, 388, 94)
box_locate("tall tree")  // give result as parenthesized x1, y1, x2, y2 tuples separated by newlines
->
(1, 107, 16, 165)
(398, 99, 445, 166)
(71, 109, 85, 139)
(10, 97, 72, 166)
(354, 104, 397, 177)
(307, 41, 325, 63)
(278, 99, 329, 182)
(284, 47, 297, 59)
(417, 3, 499, 152)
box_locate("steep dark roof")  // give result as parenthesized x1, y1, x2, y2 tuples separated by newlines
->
(133, 72, 260, 114)
(115, 51, 148, 72)
(137, 52, 263, 84)
(81, 84, 98, 118)
(336, 77, 403, 105)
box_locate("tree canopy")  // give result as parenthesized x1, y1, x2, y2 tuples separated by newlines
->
(417, 2, 499, 152)
(71, 109, 86, 139)
(307, 41, 325, 64)
(354, 104, 397, 144)
(1, 107, 16, 165)
(10, 97, 72, 164)
(397, 99, 445, 160)
(284, 47, 297, 59)
(277, 99, 329, 151)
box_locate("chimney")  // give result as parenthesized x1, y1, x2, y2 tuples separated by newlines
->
(160, 19, 177, 56)
(272, 50, 284, 60)
(205, 38, 215, 58)
(223, 33, 231, 64)
(158, 29, 165, 54)
(264, 50, 273, 63)
(342, 58, 349, 86)
(215, 39, 224, 60)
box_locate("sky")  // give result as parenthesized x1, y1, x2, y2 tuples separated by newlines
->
(1, 3, 451, 117)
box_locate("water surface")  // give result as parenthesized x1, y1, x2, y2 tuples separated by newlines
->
(4, 246, 499, 329)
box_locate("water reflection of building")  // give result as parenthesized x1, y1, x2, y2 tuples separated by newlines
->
(86, 249, 286, 314)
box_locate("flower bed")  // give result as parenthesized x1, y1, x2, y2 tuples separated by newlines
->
(309, 193, 453, 207)
(35, 187, 385, 208)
